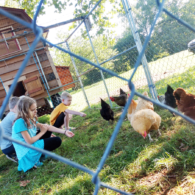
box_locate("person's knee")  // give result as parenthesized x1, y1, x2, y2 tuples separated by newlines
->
(55, 137, 62, 147)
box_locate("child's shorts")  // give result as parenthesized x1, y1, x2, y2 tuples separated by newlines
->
(53, 112, 66, 128)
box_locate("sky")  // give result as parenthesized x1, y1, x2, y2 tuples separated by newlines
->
(0, 0, 137, 45)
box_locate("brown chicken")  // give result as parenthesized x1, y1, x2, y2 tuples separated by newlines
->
(110, 88, 127, 107)
(173, 88, 195, 120)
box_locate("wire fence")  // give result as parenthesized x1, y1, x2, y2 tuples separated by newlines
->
(0, 0, 195, 194)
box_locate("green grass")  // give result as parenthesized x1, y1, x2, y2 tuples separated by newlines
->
(1, 104, 195, 194)
(68, 50, 195, 111)
(1, 50, 195, 194)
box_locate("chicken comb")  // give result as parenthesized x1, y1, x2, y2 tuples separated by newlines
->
(110, 97, 114, 101)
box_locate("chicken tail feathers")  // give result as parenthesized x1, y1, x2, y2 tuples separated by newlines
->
(167, 85, 174, 94)
(120, 88, 126, 95)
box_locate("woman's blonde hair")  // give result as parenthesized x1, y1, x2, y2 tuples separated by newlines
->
(15, 96, 37, 127)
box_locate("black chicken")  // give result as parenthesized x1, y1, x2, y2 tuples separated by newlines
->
(158, 85, 177, 116)
(100, 98, 114, 124)
(110, 88, 127, 107)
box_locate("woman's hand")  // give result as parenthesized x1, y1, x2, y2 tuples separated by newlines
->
(65, 130, 75, 137)
(39, 124, 48, 134)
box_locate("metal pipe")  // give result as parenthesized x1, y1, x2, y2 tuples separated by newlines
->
(0, 47, 45, 63)
(77, 67, 96, 77)
(65, 42, 91, 108)
(34, 51, 50, 90)
(121, 0, 158, 100)
(100, 45, 137, 66)
(64, 0, 103, 43)
(84, 21, 113, 108)
(0, 77, 7, 95)
(25, 36, 54, 107)
(49, 80, 79, 92)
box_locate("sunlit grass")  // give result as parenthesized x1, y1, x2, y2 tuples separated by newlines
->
(1, 50, 195, 194)
(69, 50, 195, 111)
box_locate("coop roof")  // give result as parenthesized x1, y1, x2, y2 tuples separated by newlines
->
(0, 6, 49, 38)
(0, 6, 32, 23)
(55, 66, 70, 69)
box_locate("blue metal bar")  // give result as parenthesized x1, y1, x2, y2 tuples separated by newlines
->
(33, 0, 45, 33)
(0, 47, 44, 63)
(41, 38, 129, 82)
(129, 0, 165, 82)
(65, 42, 91, 108)
(0, 77, 7, 95)
(156, 0, 195, 33)
(65, 0, 103, 42)
(92, 82, 136, 185)
(24, 36, 54, 108)
(134, 90, 195, 125)
(100, 45, 137, 66)
(86, 0, 103, 18)
(0, 28, 43, 120)
(84, 21, 113, 108)
(49, 80, 79, 92)
(2, 0, 195, 194)
(122, 0, 158, 100)
(2, 135, 95, 175)
(100, 182, 134, 195)
(0, 8, 32, 29)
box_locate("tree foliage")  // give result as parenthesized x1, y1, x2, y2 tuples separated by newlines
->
(3, 0, 122, 35)
(114, 0, 195, 69)
(51, 33, 117, 88)
(3, 0, 67, 18)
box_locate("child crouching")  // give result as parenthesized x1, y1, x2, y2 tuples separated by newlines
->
(12, 96, 74, 172)
(50, 92, 86, 130)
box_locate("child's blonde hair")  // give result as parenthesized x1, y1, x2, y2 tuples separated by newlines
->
(15, 96, 37, 127)
(61, 91, 72, 100)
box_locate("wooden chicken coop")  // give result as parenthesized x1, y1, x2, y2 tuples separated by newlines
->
(0, 7, 75, 116)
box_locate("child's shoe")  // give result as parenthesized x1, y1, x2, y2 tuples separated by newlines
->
(6, 154, 18, 163)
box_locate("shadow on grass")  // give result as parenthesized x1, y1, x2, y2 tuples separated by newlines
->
(0, 100, 195, 194)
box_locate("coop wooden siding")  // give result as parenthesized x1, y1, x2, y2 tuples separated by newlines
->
(0, 15, 45, 61)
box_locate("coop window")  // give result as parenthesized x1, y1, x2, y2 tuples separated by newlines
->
(0, 26, 21, 57)
(46, 72, 56, 82)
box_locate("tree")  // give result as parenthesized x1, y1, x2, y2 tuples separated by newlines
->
(51, 32, 118, 88)
(132, 0, 195, 61)
(3, 0, 122, 35)
(3, 0, 67, 18)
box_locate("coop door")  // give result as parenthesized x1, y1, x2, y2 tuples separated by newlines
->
(23, 76, 44, 97)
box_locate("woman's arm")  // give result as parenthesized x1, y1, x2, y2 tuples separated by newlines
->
(37, 123, 74, 137)
(65, 109, 86, 117)
(21, 126, 47, 145)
